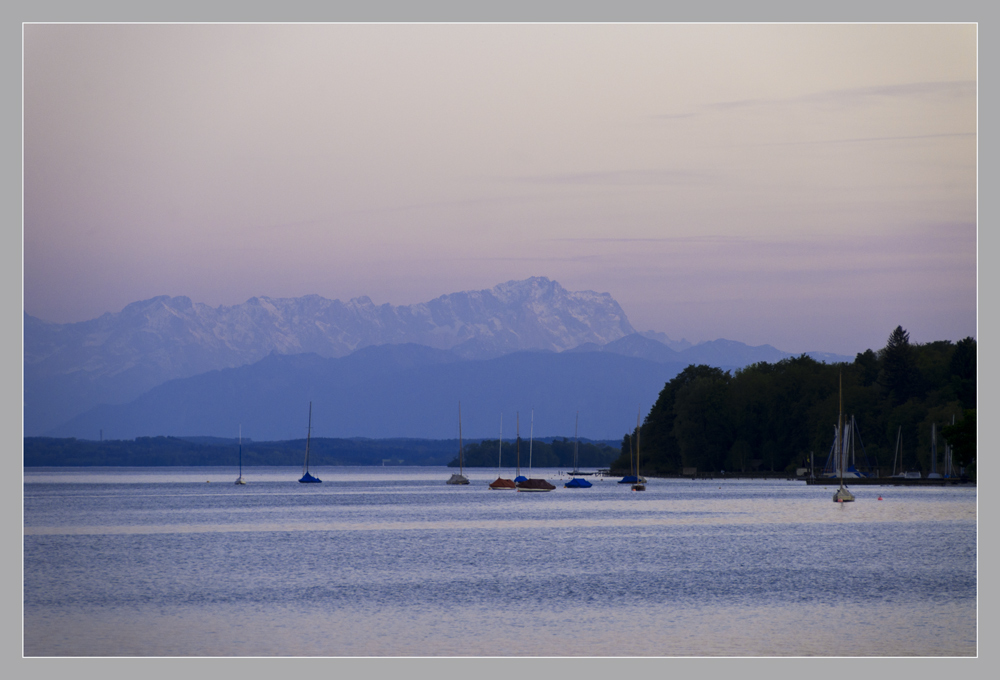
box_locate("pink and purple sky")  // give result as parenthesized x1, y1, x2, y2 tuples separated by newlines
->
(23, 23, 977, 356)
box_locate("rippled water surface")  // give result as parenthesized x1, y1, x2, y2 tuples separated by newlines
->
(23, 467, 977, 656)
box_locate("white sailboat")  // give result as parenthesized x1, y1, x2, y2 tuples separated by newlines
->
(833, 375, 855, 502)
(235, 425, 247, 485)
(447, 402, 470, 485)
(889, 426, 905, 479)
(927, 423, 942, 479)
(888, 425, 922, 478)
(944, 414, 956, 477)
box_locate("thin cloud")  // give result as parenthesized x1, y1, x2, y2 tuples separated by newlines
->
(756, 131, 976, 147)
(656, 80, 976, 119)
(518, 169, 714, 187)
(253, 192, 561, 231)
(553, 222, 975, 253)
(553, 235, 751, 245)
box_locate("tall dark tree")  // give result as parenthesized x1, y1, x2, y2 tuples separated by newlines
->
(949, 336, 977, 408)
(855, 349, 880, 387)
(672, 369, 732, 471)
(879, 326, 918, 405)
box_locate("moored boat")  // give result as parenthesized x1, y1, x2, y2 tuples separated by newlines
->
(516, 410, 554, 492)
(513, 412, 527, 484)
(565, 413, 592, 489)
(832, 375, 854, 502)
(631, 409, 645, 491)
(298, 402, 322, 483)
(517, 478, 556, 492)
(235, 425, 247, 485)
(447, 401, 470, 485)
(620, 417, 645, 485)
(489, 413, 516, 489)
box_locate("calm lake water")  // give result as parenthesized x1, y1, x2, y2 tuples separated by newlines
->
(23, 467, 977, 657)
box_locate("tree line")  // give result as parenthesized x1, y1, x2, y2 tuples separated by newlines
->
(24, 436, 460, 467)
(448, 438, 620, 469)
(612, 327, 976, 478)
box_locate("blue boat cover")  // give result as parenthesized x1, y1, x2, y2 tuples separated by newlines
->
(299, 472, 322, 483)
(564, 478, 592, 488)
(514, 475, 528, 483)
(618, 475, 639, 484)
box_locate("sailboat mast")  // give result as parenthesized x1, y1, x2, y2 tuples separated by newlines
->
(239, 425, 242, 477)
(529, 409, 534, 476)
(304, 402, 313, 475)
(850, 416, 855, 470)
(574, 411, 579, 473)
(498, 413, 503, 474)
(516, 412, 521, 477)
(947, 414, 955, 476)
(893, 426, 901, 476)
(630, 433, 634, 477)
(459, 401, 464, 477)
(306, 402, 313, 473)
(636, 409, 641, 479)
(838, 374, 845, 491)
(931, 422, 937, 476)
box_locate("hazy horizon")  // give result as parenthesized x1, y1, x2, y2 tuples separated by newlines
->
(24, 24, 977, 357)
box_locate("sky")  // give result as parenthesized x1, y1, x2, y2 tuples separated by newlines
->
(23, 23, 977, 356)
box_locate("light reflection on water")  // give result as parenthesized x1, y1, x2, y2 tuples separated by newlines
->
(23, 467, 976, 656)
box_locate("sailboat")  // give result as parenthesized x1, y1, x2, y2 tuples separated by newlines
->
(887, 425, 922, 479)
(517, 409, 555, 492)
(944, 414, 955, 478)
(631, 409, 645, 491)
(514, 412, 527, 484)
(565, 412, 592, 488)
(889, 426, 905, 478)
(927, 423, 942, 479)
(567, 413, 593, 477)
(821, 414, 872, 478)
(889, 426, 921, 479)
(490, 413, 516, 489)
(234, 425, 247, 485)
(299, 402, 321, 483)
(619, 415, 645, 484)
(447, 402, 470, 485)
(832, 375, 855, 502)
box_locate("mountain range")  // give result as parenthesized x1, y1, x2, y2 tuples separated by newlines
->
(24, 277, 852, 438)
(45, 345, 689, 441)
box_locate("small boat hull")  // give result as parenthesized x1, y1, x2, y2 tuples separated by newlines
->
(447, 474, 470, 485)
(631, 483, 646, 491)
(489, 478, 516, 489)
(235, 477, 247, 485)
(833, 487, 855, 502)
(299, 472, 322, 483)
(516, 478, 555, 492)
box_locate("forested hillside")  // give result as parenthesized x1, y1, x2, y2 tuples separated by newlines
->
(612, 328, 976, 477)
